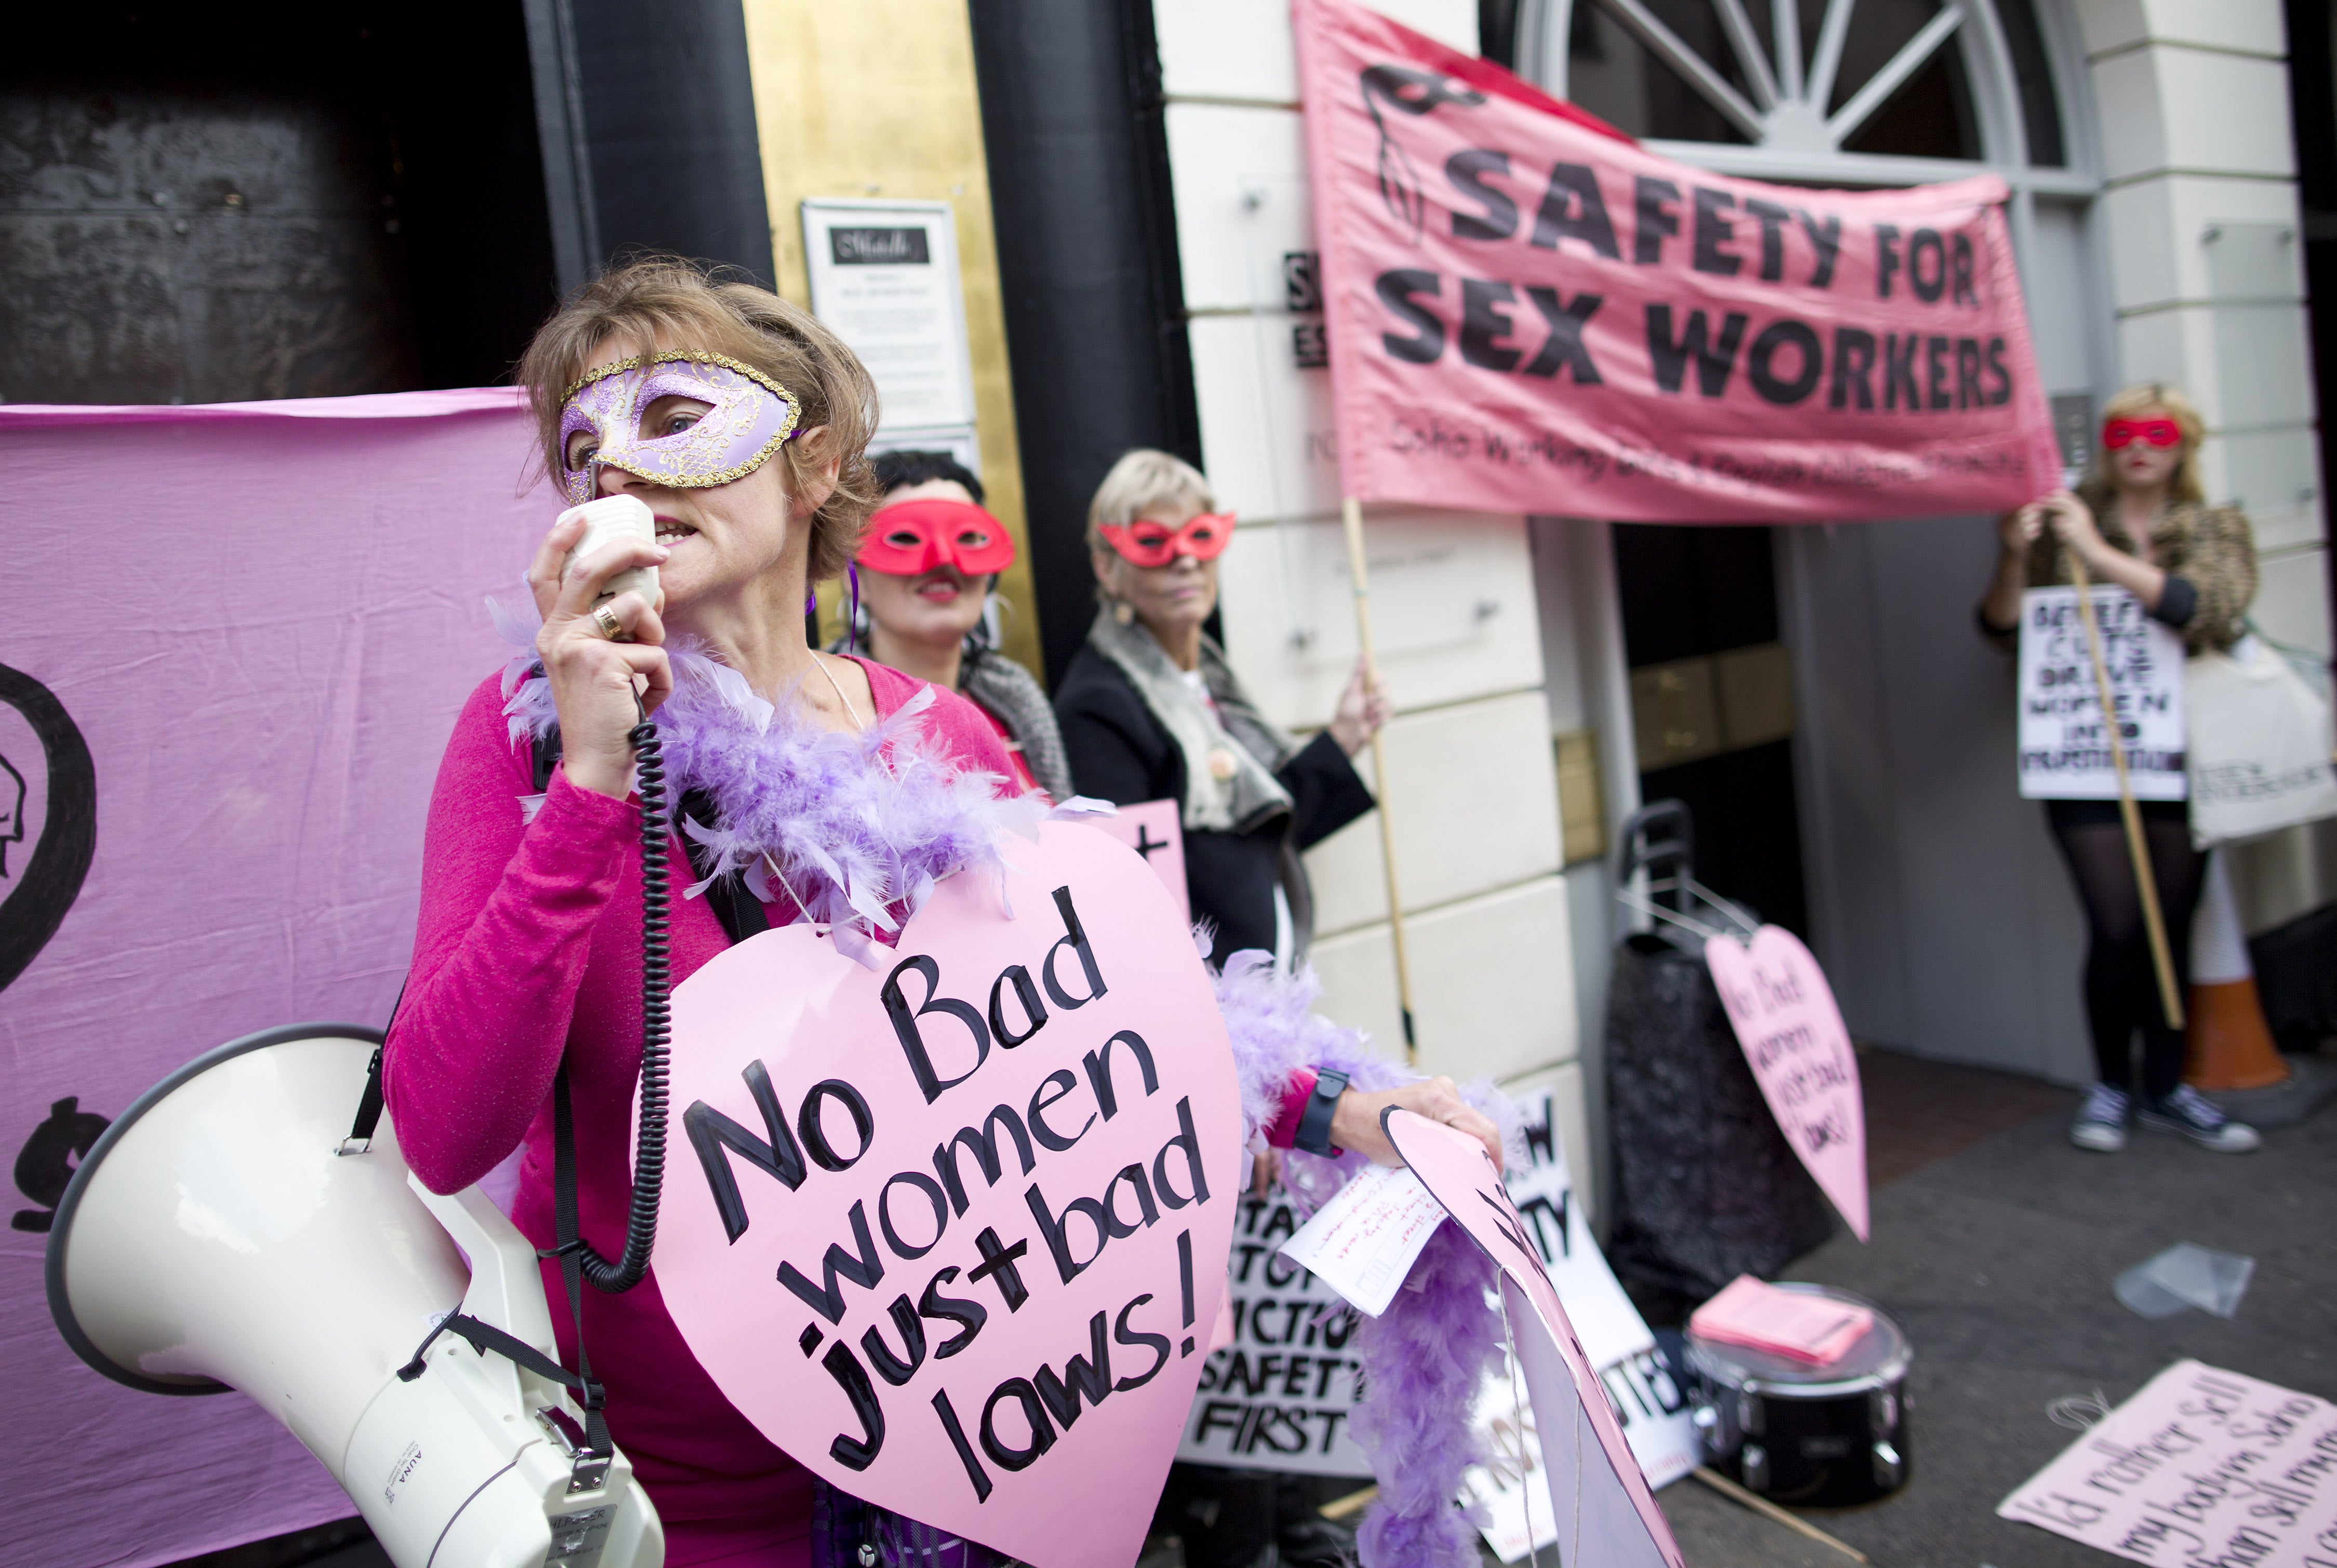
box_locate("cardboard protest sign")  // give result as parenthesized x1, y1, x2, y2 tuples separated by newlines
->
(1463, 1088, 1697, 1559)
(1495, 1089, 1701, 1484)
(1387, 1111, 1686, 1568)
(1175, 1188, 1373, 1477)
(1083, 799, 1189, 923)
(1999, 1360, 2337, 1566)
(2018, 585, 2187, 801)
(1703, 928, 1870, 1241)
(1294, 0, 2059, 524)
(655, 822, 1243, 1568)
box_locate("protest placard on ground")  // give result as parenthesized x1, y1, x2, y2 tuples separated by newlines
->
(2018, 585, 2187, 801)
(1999, 1360, 2337, 1566)
(1175, 1189, 1374, 1477)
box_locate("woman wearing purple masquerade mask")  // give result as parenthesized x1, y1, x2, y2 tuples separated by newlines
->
(385, 259, 1026, 1567)
(383, 259, 1506, 1568)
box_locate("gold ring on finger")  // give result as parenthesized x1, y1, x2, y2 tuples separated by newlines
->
(592, 602, 626, 641)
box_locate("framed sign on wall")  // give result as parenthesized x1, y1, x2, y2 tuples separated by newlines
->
(801, 197, 979, 450)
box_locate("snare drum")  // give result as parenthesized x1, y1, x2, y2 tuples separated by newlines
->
(1685, 1283, 1912, 1507)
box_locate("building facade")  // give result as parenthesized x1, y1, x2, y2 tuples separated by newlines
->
(6, 0, 2328, 1226)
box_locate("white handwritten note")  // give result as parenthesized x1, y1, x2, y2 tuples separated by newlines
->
(1277, 1163, 1447, 1318)
(1999, 1360, 2337, 1566)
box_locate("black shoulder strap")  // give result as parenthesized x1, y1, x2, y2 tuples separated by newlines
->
(677, 788, 769, 943)
(535, 728, 764, 942)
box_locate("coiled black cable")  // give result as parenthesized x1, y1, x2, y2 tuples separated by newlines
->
(576, 712, 670, 1293)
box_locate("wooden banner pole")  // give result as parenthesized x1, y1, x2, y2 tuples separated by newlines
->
(2065, 552, 2187, 1030)
(1341, 496, 1418, 1061)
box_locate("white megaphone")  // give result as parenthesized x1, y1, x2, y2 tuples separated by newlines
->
(47, 1023, 664, 1567)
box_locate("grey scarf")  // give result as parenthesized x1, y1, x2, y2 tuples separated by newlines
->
(1085, 606, 1296, 834)
(825, 631, 1073, 801)
(959, 644, 1075, 801)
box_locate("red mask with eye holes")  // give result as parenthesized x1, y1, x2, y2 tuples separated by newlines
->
(2103, 417, 2182, 450)
(853, 499, 1016, 576)
(1098, 511, 1236, 568)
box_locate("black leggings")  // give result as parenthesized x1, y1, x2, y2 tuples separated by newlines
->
(2046, 800, 2206, 1099)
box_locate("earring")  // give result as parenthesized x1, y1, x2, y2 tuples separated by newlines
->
(1112, 599, 1135, 626)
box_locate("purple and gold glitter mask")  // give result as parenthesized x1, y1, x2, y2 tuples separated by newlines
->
(557, 350, 801, 505)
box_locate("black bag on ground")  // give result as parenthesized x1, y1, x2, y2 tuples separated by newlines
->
(2249, 900, 2337, 1053)
(1602, 804, 1833, 1324)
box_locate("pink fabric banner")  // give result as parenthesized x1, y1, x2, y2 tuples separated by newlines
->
(1295, 0, 2062, 524)
(0, 391, 552, 1566)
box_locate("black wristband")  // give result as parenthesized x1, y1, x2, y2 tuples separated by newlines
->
(1294, 1069, 1350, 1157)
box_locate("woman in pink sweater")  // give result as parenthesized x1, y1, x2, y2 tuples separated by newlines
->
(386, 261, 1496, 1567)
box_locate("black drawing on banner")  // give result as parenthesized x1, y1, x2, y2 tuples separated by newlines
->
(1359, 65, 1486, 241)
(1, 751, 23, 876)
(0, 663, 97, 993)
(12, 1096, 111, 1232)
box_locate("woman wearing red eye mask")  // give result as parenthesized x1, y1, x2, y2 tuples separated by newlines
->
(1976, 382, 2262, 1157)
(1054, 450, 1389, 976)
(837, 450, 1072, 799)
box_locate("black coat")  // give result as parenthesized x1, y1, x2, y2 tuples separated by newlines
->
(1053, 643, 1375, 964)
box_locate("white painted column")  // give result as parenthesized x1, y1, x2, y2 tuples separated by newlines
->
(2075, 0, 2336, 930)
(1153, 0, 1604, 1208)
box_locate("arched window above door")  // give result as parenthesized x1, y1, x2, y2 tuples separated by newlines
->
(1519, 0, 2091, 194)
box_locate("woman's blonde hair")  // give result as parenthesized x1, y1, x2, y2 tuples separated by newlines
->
(2089, 381, 2207, 506)
(1085, 449, 1215, 552)
(519, 256, 881, 582)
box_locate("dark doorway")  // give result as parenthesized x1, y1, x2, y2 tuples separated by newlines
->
(1, 4, 559, 405)
(1613, 522, 1810, 936)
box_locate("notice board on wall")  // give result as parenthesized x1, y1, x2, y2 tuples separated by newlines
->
(802, 197, 979, 458)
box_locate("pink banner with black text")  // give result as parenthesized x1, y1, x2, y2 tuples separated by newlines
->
(1295, 0, 2061, 524)
(0, 391, 552, 1566)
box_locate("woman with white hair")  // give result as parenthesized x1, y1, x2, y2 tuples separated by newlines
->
(1053, 450, 1388, 971)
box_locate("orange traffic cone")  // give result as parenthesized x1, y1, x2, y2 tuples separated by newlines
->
(2184, 850, 2291, 1092)
(2184, 977, 2291, 1091)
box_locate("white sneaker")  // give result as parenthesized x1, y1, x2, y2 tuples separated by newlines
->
(2138, 1086, 2262, 1152)
(2070, 1083, 2131, 1152)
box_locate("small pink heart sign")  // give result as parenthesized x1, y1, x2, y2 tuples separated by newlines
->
(653, 822, 1243, 1567)
(1702, 927, 1869, 1241)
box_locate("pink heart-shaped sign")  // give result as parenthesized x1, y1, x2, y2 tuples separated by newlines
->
(1385, 1112, 1685, 1568)
(1702, 926, 1869, 1241)
(654, 822, 1242, 1567)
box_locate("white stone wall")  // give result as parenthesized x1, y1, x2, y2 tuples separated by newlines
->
(1152, 0, 1597, 1193)
(2075, 0, 2337, 929)
(2078, 0, 2328, 650)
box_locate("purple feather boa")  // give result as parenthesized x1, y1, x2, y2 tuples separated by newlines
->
(1213, 953, 1524, 1568)
(490, 591, 1521, 1561)
(492, 592, 1040, 963)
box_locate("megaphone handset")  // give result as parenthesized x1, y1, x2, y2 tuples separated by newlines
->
(537, 500, 675, 1287)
